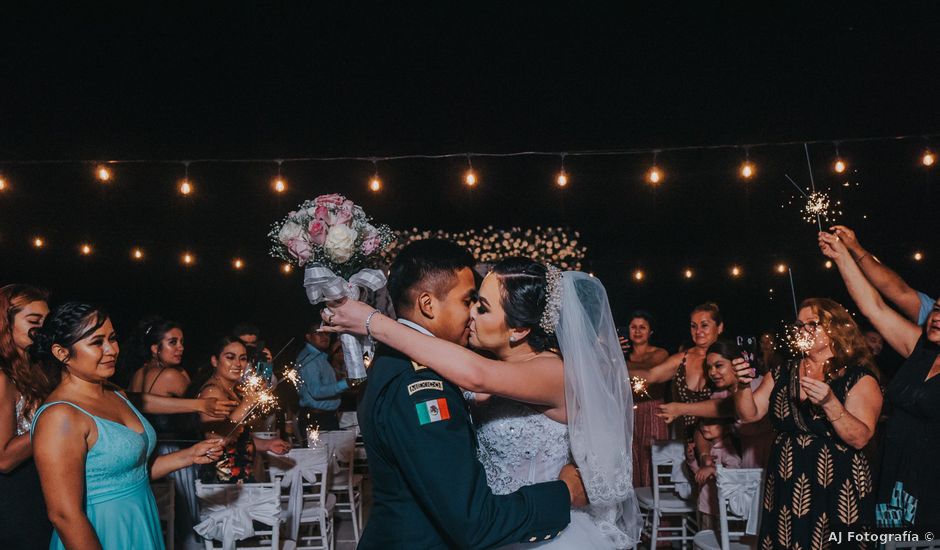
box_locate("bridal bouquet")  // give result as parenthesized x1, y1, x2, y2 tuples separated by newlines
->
(268, 193, 394, 271)
(269, 194, 394, 383)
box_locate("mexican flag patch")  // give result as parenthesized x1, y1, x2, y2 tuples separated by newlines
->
(415, 398, 451, 425)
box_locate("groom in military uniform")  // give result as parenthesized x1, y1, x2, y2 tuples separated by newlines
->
(345, 239, 586, 549)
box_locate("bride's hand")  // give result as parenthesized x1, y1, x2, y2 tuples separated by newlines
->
(319, 299, 377, 336)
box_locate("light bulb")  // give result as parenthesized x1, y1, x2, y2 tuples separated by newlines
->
(233, 258, 244, 269)
(923, 151, 935, 167)
(633, 270, 644, 282)
(824, 260, 833, 269)
(282, 263, 293, 274)
(913, 251, 924, 261)
(776, 263, 787, 274)
(182, 253, 194, 265)
(370, 176, 382, 192)
(273, 178, 286, 193)
(179, 180, 193, 195)
(0, 177, 6, 191)
(131, 248, 144, 260)
(731, 265, 742, 278)
(647, 167, 663, 184)
(834, 159, 847, 173)
(683, 268, 694, 279)
(465, 170, 477, 187)
(96, 165, 112, 182)
(740, 161, 755, 179)
(556, 171, 568, 187)
(32, 237, 45, 249)
(80, 243, 92, 255)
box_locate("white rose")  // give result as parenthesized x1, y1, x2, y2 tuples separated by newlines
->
(324, 224, 358, 263)
(278, 220, 304, 245)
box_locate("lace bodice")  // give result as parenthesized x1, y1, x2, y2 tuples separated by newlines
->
(474, 396, 570, 495)
(15, 394, 31, 435)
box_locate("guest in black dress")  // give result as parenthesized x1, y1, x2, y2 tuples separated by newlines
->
(734, 298, 883, 549)
(821, 231, 940, 528)
(0, 284, 55, 549)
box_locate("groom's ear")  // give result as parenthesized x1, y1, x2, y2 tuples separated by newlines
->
(416, 291, 436, 320)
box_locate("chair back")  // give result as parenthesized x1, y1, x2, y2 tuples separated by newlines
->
(194, 478, 282, 550)
(715, 466, 763, 550)
(320, 429, 357, 470)
(650, 439, 692, 504)
(267, 447, 331, 541)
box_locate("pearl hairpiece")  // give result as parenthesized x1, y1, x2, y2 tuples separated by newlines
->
(540, 264, 563, 334)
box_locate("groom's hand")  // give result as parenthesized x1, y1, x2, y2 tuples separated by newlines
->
(558, 464, 589, 508)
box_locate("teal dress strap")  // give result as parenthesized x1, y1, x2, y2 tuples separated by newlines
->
(30, 400, 98, 441)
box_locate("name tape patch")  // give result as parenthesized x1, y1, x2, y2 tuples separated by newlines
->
(407, 380, 444, 395)
(415, 398, 451, 425)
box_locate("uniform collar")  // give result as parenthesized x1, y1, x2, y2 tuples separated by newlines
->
(398, 318, 435, 338)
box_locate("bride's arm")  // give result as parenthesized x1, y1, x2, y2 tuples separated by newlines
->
(325, 304, 565, 409)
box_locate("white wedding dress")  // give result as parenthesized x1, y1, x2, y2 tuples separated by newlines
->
(474, 271, 641, 549)
(475, 396, 617, 549)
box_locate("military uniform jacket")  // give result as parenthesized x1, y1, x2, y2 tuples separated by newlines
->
(357, 343, 571, 549)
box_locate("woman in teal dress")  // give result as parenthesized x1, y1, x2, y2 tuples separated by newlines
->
(29, 302, 223, 550)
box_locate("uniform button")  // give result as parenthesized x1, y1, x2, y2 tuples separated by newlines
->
(557, 531, 563, 536)
(528, 537, 537, 542)
(544, 535, 552, 540)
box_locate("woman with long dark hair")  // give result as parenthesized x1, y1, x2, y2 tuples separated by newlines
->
(0, 284, 55, 549)
(30, 302, 222, 550)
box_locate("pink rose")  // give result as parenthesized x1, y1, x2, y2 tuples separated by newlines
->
(333, 205, 354, 227)
(313, 205, 332, 223)
(361, 234, 382, 255)
(287, 238, 312, 263)
(308, 220, 328, 246)
(315, 193, 346, 206)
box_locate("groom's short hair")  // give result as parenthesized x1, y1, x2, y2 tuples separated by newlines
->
(388, 239, 475, 315)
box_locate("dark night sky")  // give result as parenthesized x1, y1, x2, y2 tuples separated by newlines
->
(1, 4, 938, 361)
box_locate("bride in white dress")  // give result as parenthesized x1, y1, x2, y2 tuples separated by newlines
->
(324, 257, 640, 549)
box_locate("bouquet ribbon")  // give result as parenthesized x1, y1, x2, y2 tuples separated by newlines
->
(303, 265, 388, 380)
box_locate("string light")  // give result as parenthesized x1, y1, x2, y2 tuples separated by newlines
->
(131, 247, 145, 261)
(633, 269, 645, 282)
(464, 155, 477, 187)
(272, 161, 286, 193)
(95, 165, 112, 183)
(80, 243, 93, 256)
(740, 161, 755, 179)
(913, 251, 924, 262)
(730, 265, 742, 278)
(775, 263, 787, 274)
(32, 237, 45, 249)
(370, 160, 382, 192)
(281, 263, 293, 274)
(233, 258, 244, 270)
(923, 150, 936, 167)
(832, 143, 847, 173)
(556, 154, 568, 187)
(646, 151, 663, 185)
(683, 268, 694, 279)
(739, 148, 755, 179)
(824, 260, 833, 269)
(179, 162, 193, 195)
(182, 252, 195, 266)
(0, 176, 7, 192)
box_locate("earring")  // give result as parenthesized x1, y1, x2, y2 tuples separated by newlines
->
(509, 335, 517, 343)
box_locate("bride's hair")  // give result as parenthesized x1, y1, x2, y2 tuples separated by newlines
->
(490, 257, 559, 352)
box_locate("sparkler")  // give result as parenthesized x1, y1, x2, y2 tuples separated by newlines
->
(222, 388, 278, 439)
(630, 376, 651, 400)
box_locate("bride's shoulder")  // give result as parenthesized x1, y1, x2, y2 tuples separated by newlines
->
(531, 352, 563, 368)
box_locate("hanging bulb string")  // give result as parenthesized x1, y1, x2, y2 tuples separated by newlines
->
(2, 132, 939, 166)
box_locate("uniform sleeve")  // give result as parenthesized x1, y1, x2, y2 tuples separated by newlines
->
(379, 371, 571, 549)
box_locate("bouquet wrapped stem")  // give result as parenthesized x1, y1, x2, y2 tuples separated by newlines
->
(270, 194, 394, 384)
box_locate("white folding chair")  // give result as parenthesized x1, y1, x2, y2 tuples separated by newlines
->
(693, 466, 763, 550)
(637, 439, 698, 549)
(268, 447, 336, 550)
(194, 479, 282, 550)
(319, 429, 363, 543)
(151, 479, 175, 550)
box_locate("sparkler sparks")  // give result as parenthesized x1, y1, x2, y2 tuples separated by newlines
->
(801, 191, 842, 225)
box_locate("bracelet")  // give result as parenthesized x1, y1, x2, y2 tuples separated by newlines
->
(365, 310, 381, 339)
(827, 408, 847, 423)
(855, 252, 870, 264)
(462, 390, 476, 402)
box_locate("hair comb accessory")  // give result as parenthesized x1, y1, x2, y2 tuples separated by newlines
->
(539, 264, 563, 334)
